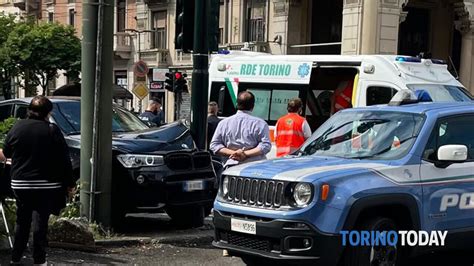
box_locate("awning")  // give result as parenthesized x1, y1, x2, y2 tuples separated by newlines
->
(52, 82, 133, 100)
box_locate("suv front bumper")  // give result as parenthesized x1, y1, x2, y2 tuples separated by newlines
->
(212, 210, 343, 266)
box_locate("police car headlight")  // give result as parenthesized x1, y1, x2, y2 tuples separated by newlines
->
(117, 154, 164, 168)
(293, 183, 313, 207)
(222, 176, 230, 197)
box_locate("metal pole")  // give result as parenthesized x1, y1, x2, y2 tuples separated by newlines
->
(89, 0, 105, 223)
(191, 0, 209, 150)
(80, 0, 98, 219)
(95, 0, 114, 227)
(138, 32, 142, 113)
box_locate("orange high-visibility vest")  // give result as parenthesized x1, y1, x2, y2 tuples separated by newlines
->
(275, 113, 306, 157)
(334, 80, 353, 113)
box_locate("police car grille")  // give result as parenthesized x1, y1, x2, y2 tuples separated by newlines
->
(220, 232, 272, 252)
(226, 177, 287, 209)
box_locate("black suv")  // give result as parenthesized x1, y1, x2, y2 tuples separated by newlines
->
(0, 97, 220, 228)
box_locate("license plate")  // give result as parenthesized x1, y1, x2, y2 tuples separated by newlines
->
(231, 218, 256, 235)
(184, 180, 204, 192)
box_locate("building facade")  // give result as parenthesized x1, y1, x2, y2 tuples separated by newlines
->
(4, 0, 474, 121)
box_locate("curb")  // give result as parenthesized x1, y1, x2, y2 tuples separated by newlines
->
(93, 229, 213, 248)
(95, 237, 152, 247)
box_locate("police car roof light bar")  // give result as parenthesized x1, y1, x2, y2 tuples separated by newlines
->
(388, 90, 418, 106)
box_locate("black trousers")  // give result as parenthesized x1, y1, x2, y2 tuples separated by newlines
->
(11, 190, 53, 264)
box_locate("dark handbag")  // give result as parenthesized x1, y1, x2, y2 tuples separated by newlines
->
(0, 161, 13, 201)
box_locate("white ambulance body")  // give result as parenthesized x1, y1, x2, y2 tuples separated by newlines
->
(208, 52, 472, 158)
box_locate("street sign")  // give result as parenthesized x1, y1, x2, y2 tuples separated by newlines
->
(150, 81, 164, 92)
(132, 83, 149, 100)
(133, 60, 149, 78)
(152, 69, 168, 81)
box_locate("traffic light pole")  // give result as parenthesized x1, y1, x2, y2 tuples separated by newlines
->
(190, 0, 209, 150)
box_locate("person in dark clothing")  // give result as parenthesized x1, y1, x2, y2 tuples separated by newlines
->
(1, 96, 75, 265)
(139, 98, 162, 126)
(207, 101, 221, 148)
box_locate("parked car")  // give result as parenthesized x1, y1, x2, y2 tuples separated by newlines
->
(0, 97, 221, 228)
(212, 91, 474, 265)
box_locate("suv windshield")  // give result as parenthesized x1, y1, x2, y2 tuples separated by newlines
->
(300, 111, 424, 160)
(407, 84, 473, 102)
(52, 101, 149, 135)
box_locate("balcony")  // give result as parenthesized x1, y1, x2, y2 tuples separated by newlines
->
(219, 42, 270, 53)
(12, 0, 25, 10)
(140, 49, 170, 67)
(114, 32, 132, 59)
(174, 51, 192, 66)
(13, 0, 38, 11)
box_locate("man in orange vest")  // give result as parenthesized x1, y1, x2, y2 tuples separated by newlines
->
(275, 98, 312, 157)
(331, 79, 354, 115)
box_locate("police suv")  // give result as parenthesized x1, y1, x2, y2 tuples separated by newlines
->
(212, 91, 474, 265)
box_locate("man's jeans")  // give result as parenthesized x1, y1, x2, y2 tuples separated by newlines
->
(11, 190, 51, 264)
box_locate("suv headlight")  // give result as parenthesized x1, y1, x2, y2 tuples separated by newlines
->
(293, 183, 313, 207)
(222, 176, 230, 197)
(117, 154, 164, 168)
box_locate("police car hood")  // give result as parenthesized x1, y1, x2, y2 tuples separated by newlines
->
(223, 156, 392, 182)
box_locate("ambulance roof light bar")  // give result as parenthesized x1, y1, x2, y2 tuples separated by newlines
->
(395, 56, 422, 63)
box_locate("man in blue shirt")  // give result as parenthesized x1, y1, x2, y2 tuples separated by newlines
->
(210, 91, 271, 167)
(139, 98, 162, 126)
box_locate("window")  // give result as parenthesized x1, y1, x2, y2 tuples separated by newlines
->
(151, 11, 167, 49)
(423, 115, 474, 161)
(117, 0, 126, 32)
(366, 86, 397, 106)
(407, 84, 473, 102)
(245, 0, 266, 42)
(69, 9, 75, 26)
(68, 0, 75, 3)
(209, 82, 304, 124)
(14, 105, 28, 119)
(48, 12, 54, 22)
(219, 28, 224, 44)
(0, 104, 13, 121)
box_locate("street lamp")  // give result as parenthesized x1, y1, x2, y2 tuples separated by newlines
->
(124, 28, 156, 60)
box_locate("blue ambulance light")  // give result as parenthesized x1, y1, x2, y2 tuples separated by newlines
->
(431, 59, 447, 65)
(414, 90, 433, 102)
(218, 50, 231, 55)
(395, 56, 422, 63)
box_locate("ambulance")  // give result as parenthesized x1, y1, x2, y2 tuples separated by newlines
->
(208, 52, 473, 157)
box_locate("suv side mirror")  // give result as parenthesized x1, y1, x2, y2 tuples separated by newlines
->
(435, 145, 468, 168)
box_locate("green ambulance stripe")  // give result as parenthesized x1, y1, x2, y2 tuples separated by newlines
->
(224, 78, 237, 108)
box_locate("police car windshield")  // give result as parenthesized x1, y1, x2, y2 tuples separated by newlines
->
(407, 85, 473, 102)
(300, 111, 424, 160)
(52, 102, 149, 135)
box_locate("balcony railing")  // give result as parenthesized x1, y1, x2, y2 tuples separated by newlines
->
(174, 51, 192, 66)
(219, 42, 270, 53)
(140, 49, 170, 66)
(114, 32, 132, 59)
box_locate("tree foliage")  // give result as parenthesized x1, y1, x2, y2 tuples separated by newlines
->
(0, 15, 81, 97)
(0, 14, 18, 99)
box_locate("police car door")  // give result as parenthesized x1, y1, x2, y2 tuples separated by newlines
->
(420, 114, 474, 235)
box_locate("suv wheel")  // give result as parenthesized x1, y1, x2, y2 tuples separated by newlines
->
(166, 205, 204, 228)
(344, 217, 403, 266)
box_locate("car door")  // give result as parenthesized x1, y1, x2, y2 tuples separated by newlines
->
(420, 114, 474, 233)
(0, 103, 13, 122)
(13, 104, 28, 119)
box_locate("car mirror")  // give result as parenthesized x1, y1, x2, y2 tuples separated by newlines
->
(146, 121, 157, 127)
(435, 145, 468, 168)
